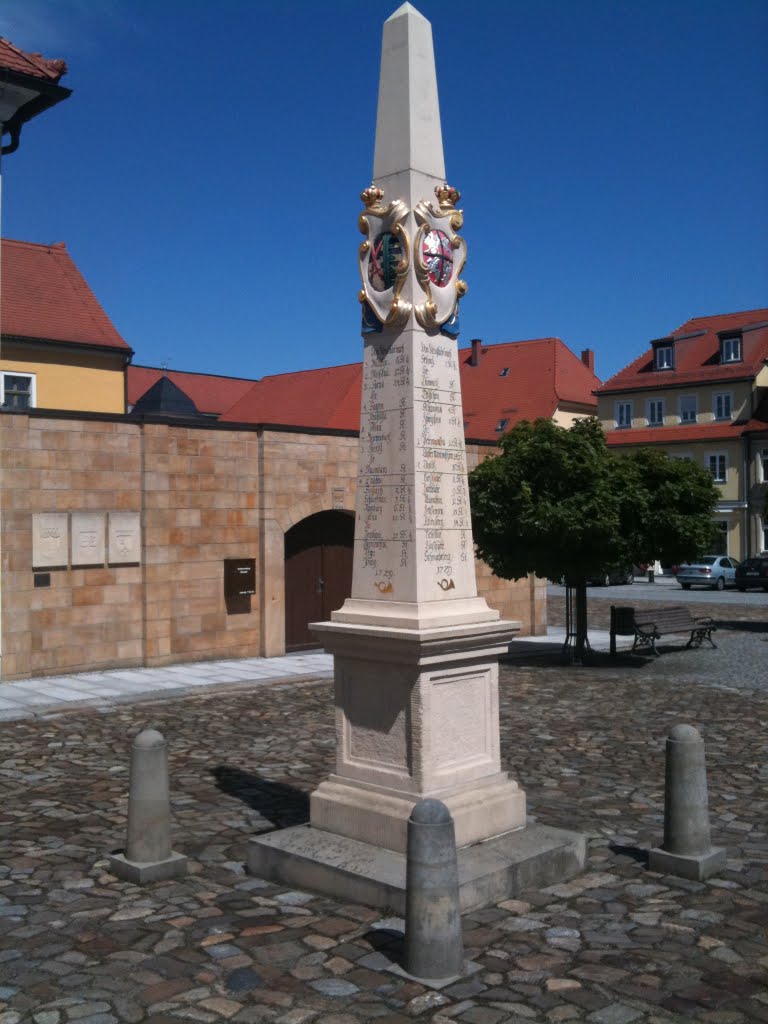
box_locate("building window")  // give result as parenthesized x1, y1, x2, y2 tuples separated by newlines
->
(671, 452, 693, 461)
(679, 395, 697, 423)
(761, 449, 768, 483)
(713, 392, 732, 420)
(706, 453, 727, 484)
(720, 334, 742, 363)
(713, 520, 729, 556)
(654, 345, 674, 370)
(647, 399, 664, 426)
(499, 368, 510, 377)
(0, 372, 36, 409)
(495, 418, 509, 432)
(615, 401, 632, 429)
(763, 517, 768, 552)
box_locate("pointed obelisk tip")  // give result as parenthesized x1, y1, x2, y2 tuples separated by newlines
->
(385, 2, 429, 22)
(374, 0, 445, 181)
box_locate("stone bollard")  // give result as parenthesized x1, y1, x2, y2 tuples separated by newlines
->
(108, 729, 187, 883)
(648, 724, 726, 880)
(404, 799, 464, 981)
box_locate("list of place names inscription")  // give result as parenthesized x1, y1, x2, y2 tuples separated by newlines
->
(352, 332, 476, 603)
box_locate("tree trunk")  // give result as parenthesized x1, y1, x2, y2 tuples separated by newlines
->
(573, 578, 589, 664)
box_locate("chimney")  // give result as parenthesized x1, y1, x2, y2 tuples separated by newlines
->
(470, 338, 482, 367)
(581, 348, 595, 373)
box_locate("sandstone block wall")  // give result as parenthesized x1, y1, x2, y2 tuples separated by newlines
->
(1, 415, 142, 678)
(141, 423, 261, 666)
(1, 415, 543, 680)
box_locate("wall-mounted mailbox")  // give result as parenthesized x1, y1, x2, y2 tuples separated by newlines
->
(224, 558, 256, 598)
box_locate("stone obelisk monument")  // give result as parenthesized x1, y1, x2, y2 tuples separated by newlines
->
(310, 2, 525, 854)
(248, 3, 585, 908)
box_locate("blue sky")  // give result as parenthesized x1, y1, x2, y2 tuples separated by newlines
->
(1, 0, 766, 385)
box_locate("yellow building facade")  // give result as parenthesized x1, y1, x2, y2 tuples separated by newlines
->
(0, 239, 131, 416)
(596, 310, 768, 561)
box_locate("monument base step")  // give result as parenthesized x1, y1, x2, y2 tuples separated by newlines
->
(247, 820, 586, 914)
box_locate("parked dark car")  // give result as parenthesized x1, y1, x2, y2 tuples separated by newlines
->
(586, 567, 634, 586)
(734, 555, 768, 591)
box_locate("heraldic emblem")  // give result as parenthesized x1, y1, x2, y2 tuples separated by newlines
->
(414, 183, 467, 335)
(358, 185, 411, 332)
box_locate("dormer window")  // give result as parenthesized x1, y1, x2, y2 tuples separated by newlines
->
(652, 338, 674, 371)
(720, 332, 742, 363)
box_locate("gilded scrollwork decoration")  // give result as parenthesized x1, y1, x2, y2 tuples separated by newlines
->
(414, 183, 467, 334)
(358, 184, 411, 332)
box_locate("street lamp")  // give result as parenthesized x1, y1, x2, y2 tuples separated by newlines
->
(0, 38, 71, 155)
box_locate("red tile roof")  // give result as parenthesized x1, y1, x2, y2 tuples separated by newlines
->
(606, 422, 742, 447)
(219, 338, 601, 441)
(0, 37, 67, 81)
(221, 362, 364, 430)
(127, 366, 257, 417)
(596, 309, 768, 394)
(458, 338, 599, 439)
(1, 239, 130, 351)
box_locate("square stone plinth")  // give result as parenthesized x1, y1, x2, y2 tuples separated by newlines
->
(108, 850, 187, 884)
(648, 846, 726, 881)
(247, 821, 586, 914)
(310, 618, 525, 853)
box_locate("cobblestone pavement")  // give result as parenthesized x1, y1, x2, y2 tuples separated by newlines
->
(2, 622, 767, 1023)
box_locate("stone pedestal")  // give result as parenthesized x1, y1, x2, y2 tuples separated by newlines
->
(309, 619, 525, 853)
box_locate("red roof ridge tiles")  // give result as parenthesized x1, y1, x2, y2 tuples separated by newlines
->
(132, 363, 259, 384)
(0, 37, 67, 81)
(674, 307, 768, 333)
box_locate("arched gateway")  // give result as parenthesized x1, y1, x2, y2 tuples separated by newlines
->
(284, 510, 354, 651)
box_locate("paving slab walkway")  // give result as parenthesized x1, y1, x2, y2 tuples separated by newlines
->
(0, 631, 641, 721)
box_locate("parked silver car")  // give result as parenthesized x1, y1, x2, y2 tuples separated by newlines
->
(677, 555, 740, 591)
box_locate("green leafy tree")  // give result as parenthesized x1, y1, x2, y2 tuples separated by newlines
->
(468, 417, 719, 661)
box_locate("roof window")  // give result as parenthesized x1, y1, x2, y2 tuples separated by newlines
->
(495, 418, 509, 432)
(719, 332, 742, 363)
(499, 367, 510, 377)
(651, 337, 674, 371)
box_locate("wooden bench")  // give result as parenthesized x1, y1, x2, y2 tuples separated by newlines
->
(610, 605, 717, 657)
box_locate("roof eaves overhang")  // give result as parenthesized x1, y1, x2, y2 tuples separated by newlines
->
(0, 66, 71, 141)
(1, 332, 134, 361)
(596, 372, 757, 396)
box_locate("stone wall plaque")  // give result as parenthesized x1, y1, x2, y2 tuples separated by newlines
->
(108, 512, 141, 565)
(71, 512, 106, 567)
(32, 513, 68, 568)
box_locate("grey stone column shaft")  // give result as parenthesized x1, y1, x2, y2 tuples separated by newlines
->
(109, 728, 187, 883)
(126, 728, 173, 863)
(404, 798, 463, 979)
(649, 723, 725, 881)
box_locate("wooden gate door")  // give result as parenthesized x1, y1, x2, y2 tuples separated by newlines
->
(284, 511, 354, 651)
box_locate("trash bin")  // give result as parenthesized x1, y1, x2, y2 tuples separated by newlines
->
(647, 568, 655, 583)
(611, 606, 636, 635)
(610, 605, 636, 655)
